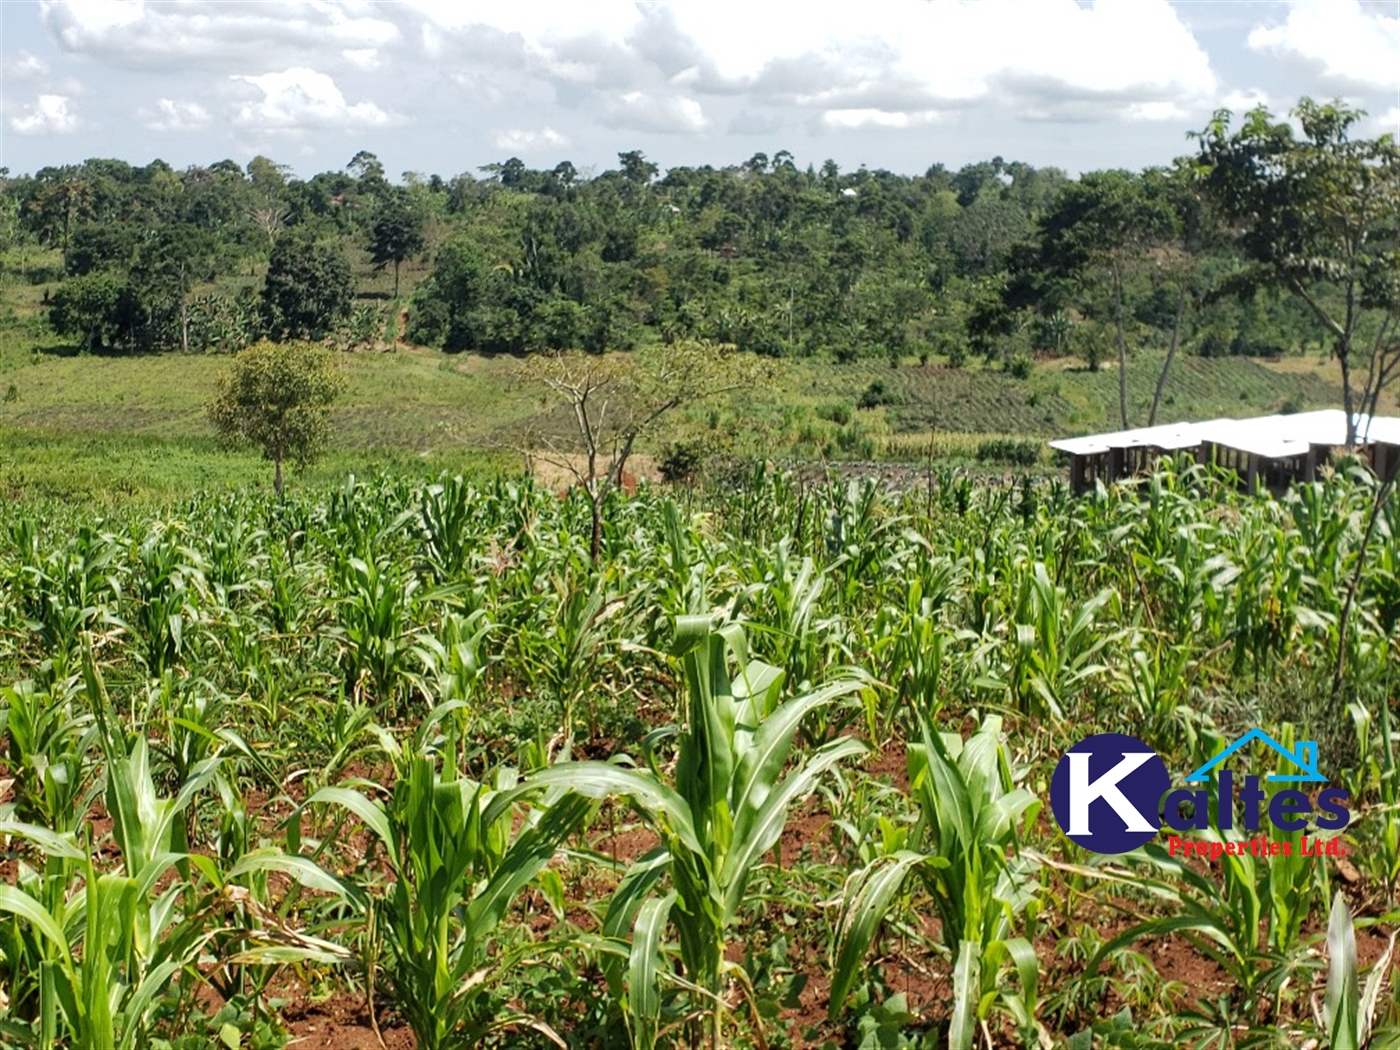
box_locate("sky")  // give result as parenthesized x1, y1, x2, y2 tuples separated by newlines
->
(1, 0, 1397, 181)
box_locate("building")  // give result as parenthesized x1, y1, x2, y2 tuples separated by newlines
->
(1050, 409, 1400, 495)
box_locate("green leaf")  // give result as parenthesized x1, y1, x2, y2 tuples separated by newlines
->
(0, 885, 72, 963)
(950, 940, 981, 1050)
(301, 786, 396, 866)
(526, 763, 703, 856)
(627, 891, 676, 1050)
(1326, 890, 1360, 1050)
(829, 851, 931, 1019)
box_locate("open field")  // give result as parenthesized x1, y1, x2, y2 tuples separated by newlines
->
(0, 467, 1396, 1048)
(1, 306, 1352, 501)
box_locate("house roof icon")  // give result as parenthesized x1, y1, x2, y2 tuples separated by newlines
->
(1183, 728, 1325, 783)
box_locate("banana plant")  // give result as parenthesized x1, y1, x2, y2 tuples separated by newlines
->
(295, 711, 593, 1050)
(830, 713, 1043, 1050)
(531, 615, 866, 1048)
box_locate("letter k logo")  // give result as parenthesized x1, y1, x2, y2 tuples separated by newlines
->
(1050, 734, 1169, 854)
(1066, 752, 1157, 835)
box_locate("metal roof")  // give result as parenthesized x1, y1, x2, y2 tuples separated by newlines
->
(1050, 410, 1400, 460)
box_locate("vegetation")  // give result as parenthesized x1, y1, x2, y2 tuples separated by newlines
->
(0, 100, 1391, 405)
(206, 340, 344, 496)
(0, 94, 1398, 1048)
(1194, 99, 1400, 443)
(0, 463, 1395, 1047)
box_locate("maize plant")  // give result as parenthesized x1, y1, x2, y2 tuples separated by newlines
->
(830, 713, 1043, 1049)
(295, 715, 594, 1050)
(533, 615, 866, 1048)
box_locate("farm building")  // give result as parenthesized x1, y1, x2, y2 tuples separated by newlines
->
(1051, 409, 1400, 494)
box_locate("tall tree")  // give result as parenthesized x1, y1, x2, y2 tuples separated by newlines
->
(1036, 169, 1181, 428)
(521, 342, 770, 561)
(368, 188, 427, 299)
(260, 232, 353, 341)
(1195, 98, 1400, 444)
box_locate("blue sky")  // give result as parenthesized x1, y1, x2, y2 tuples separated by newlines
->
(2, 1, 1396, 180)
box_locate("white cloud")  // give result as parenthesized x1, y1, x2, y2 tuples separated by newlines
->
(1365, 106, 1400, 137)
(32, 0, 1224, 135)
(4, 51, 51, 81)
(342, 49, 381, 71)
(602, 91, 708, 134)
(230, 67, 391, 133)
(1221, 88, 1272, 114)
(492, 127, 570, 152)
(820, 108, 942, 131)
(8, 94, 81, 135)
(659, 0, 1219, 123)
(39, 0, 400, 72)
(1247, 1, 1400, 92)
(140, 98, 211, 132)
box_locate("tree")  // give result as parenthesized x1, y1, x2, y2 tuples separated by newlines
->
(368, 188, 426, 299)
(521, 342, 771, 561)
(1036, 169, 1182, 428)
(206, 340, 343, 495)
(1195, 99, 1400, 444)
(260, 233, 353, 341)
(48, 271, 138, 351)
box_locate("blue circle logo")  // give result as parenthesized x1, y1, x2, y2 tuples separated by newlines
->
(1050, 733, 1169, 855)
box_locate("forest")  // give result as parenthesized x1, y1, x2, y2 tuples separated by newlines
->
(0, 111, 1372, 378)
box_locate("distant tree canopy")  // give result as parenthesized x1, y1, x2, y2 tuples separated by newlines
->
(5, 103, 1396, 423)
(1194, 98, 1400, 443)
(260, 233, 353, 342)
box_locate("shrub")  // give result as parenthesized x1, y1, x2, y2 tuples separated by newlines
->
(659, 440, 707, 484)
(975, 438, 1041, 466)
(1007, 353, 1033, 380)
(816, 401, 853, 425)
(858, 380, 897, 410)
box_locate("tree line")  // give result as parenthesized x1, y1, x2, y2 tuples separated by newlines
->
(1, 98, 1396, 436)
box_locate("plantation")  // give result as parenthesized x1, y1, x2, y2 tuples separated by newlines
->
(1, 461, 1397, 1048)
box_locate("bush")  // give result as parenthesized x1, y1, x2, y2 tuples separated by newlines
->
(1196, 325, 1233, 358)
(658, 440, 707, 484)
(975, 438, 1041, 466)
(816, 401, 853, 426)
(1007, 353, 1032, 380)
(836, 423, 878, 458)
(858, 380, 897, 410)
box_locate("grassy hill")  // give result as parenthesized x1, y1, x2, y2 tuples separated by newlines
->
(0, 250, 1361, 500)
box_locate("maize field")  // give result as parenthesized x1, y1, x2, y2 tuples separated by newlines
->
(0, 460, 1397, 1049)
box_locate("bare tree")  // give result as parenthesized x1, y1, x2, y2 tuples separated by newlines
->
(520, 342, 771, 561)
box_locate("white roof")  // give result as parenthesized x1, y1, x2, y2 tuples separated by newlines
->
(1051, 410, 1400, 461)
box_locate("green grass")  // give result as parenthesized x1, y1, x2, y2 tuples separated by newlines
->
(885, 354, 1344, 436)
(0, 430, 515, 503)
(0, 251, 1357, 498)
